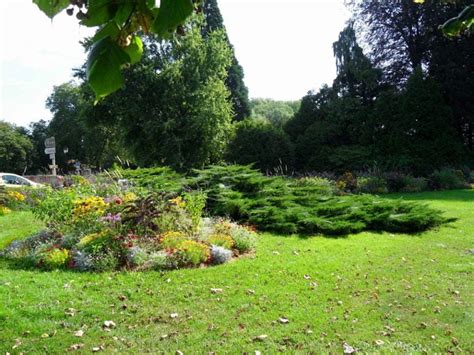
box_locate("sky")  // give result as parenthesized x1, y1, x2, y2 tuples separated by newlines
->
(0, 0, 350, 127)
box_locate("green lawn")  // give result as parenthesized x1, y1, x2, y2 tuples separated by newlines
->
(0, 190, 473, 353)
(0, 211, 43, 250)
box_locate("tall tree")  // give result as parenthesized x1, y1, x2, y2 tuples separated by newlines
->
(349, 0, 472, 84)
(0, 121, 33, 174)
(86, 23, 234, 170)
(28, 120, 51, 174)
(332, 23, 382, 103)
(202, 0, 250, 121)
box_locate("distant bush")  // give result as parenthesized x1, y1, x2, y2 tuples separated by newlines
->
(400, 176, 428, 193)
(357, 176, 388, 194)
(227, 120, 294, 172)
(429, 168, 469, 190)
(109, 167, 185, 193)
(336, 172, 358, 193)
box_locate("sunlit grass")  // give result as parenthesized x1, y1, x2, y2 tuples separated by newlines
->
(0, 190, 472, 353)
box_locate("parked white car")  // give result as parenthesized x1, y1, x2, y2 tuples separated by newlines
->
(0, 173, 42, 188)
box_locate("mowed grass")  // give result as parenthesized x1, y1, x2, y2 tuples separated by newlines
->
(0, 190, 473, 353)
(0, 211, 43, 250)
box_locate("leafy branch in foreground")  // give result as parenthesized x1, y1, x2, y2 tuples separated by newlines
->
(33, 0, 197, 100)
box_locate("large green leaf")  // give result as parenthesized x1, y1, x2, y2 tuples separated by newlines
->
(114, 2, 135, 27)
(86, 37, 130, 100)
(123, 36, 144, 64)
(151, 0, 194, 37)
(33, 0, 69, 18)
(81, 0, 117, 27)
(92, 22, 120, 42)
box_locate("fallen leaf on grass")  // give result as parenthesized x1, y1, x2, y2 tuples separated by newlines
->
(374, 339, 385, 346)
(68, 343, 84, 351)
(254, 335, 268, 342)
(12, 339, 21, 349)
(210, 288, 223, 294)
(103, 320, 116, 329)
(65, 308, 76, 317)
(74, 330, 84, 337)
(92, 345, 104, 352)
(343, 343, 356, 354)
(278, 317, 289, 324)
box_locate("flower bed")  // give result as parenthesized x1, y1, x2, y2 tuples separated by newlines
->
(2, 186, 256, 272)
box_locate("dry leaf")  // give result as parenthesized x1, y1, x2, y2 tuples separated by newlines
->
(278, 317, 289, 324)
(103, 320, 116, 329)
(69, 343, 84, 351)
(74, 330, 84, 337)
(210, 288, 223, 294)
(343, 343, 356, 354)
(12, 339, 21, 349)
(254, 335, 268, 342)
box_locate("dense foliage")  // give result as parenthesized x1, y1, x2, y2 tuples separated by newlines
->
(0, 122, 33, 174)
(190, 165, 450, 235)
(226, 120, 294, 172)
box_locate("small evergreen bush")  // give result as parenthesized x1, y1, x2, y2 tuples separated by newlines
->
(429, 168, 469, 190)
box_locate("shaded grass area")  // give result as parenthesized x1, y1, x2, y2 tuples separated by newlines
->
(0, 190, 473, 353)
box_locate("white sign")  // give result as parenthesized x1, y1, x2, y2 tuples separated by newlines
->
(45, 137, 56, 148)
(45, 148, 56, 154)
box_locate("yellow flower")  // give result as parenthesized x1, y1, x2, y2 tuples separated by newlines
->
(8, 191, 25, 202)
(78, 231, 106, 246)
(72, 196, 107, 216)
(169, 196, 186, 208)
(0, 206, 11, 216)
(123, 192, 137, 203)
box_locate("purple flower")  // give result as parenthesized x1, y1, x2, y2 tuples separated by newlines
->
(100, 213, 122, 223)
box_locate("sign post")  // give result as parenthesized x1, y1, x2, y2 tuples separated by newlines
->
(44, 137, 57, 176)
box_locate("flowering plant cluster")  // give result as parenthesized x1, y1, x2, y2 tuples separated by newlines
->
(3, 185, 257, 272)
(0, 186, 29, 215)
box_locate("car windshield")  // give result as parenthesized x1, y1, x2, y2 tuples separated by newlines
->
(1, 175, 31, 186)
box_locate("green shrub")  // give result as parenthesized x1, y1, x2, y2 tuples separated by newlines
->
(429, 168, 469, 190)
(357, 176, 388, 194)
(208, 234, 235, 249)
(230, 226, 257, 253)
(176, 240, 210, 266)
(41, 248, 70, 270)
(160, 231, 188, 249)
(110, 167, 185, 193)
(192, 165, 449, 236)
(400, 177, 428, 193)
(336, 172, 358, 193)
(183, 191, 207, 233)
